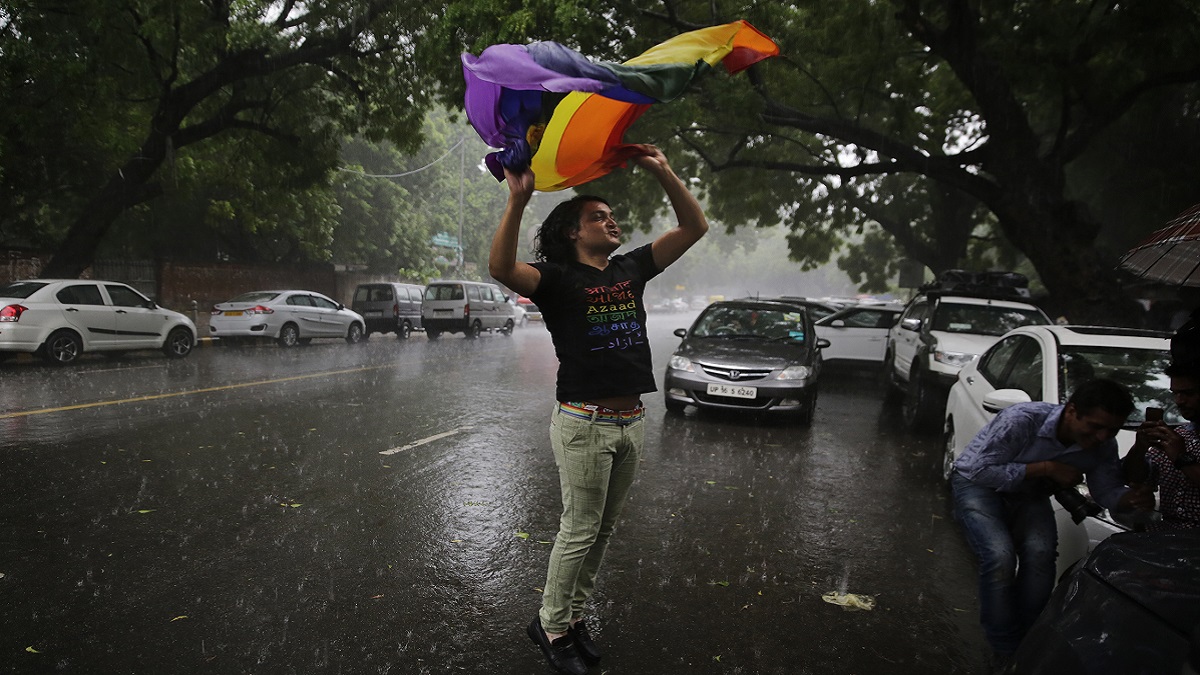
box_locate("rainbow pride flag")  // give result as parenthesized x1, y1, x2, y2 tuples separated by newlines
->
(462, 21, 779, 191)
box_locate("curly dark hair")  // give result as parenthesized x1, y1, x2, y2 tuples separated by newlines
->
(533, 194, 609, 264)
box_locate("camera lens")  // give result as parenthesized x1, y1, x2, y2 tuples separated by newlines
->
(1054, 487, 1102, 524)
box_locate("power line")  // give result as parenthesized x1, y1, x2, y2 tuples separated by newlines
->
(337, 137, 467, 178)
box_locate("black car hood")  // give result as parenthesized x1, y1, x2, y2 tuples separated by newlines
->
(1085, 530, 1200, 637)
(677, 337, 815, 367)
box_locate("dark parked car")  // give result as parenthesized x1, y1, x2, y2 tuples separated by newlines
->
(351, 282, 424, 339)
(663, 299, 830, 424)
(1005, 530, 1200, 675)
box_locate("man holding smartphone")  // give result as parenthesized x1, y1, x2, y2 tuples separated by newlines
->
(1124, 361, 1200, 531)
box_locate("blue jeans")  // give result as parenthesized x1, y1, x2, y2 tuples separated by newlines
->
(950, 472, 1058, 656)
(539, 404, 644, 634)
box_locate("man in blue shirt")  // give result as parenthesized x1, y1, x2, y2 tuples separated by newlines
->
(950, 378, 1154, 665)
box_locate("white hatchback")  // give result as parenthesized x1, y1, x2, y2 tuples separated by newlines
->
(0, 279, 196, 365)
(209, 290, 365, 347)
(942, 324, 1175, 578)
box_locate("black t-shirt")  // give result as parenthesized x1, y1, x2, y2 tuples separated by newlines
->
(530, 244, 662, 402)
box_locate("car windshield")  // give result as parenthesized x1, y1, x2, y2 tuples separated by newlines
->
(931, 302, 1049, 336)
(692, 306, 807, 342)
(0, 281, 48, 299)
(228, 291, 280, 303)
(1058, 346, 1180, 425)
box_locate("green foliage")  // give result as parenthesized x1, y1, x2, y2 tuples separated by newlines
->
(0, 0, 442, 273)
(423, 0, 1200, 322)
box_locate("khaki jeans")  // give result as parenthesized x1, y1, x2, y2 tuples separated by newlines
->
(538, 404, 644, 633)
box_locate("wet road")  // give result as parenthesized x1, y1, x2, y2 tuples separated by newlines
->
(0, 316, 988, 674)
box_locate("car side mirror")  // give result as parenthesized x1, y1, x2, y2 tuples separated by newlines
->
(674, 328, 687, 338)
(982, 389, 1032, 414)
(816, 338, 831, 349)
(829, 319, 846, 327)
(900, 317, 921, 331)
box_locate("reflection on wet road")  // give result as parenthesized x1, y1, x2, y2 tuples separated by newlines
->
(0, 319, 988, 674)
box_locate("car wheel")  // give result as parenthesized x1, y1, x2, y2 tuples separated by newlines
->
(43, 329, 83, 365)
(162, 327, 194, 359)
(904, 369, 942, 434)
(882, 351, 904, 400)
(398, 322, 412, 340)
(426, 329, 441, 340)
(466, 321, 482, 339)
(501, 319, 515, 336)
(798, 388, 818, 426)
(0, 351, 13, 363)
(942, 419, 957, 480)
(346, 322, 364, 344)
(664, 396, 687, 414)
(277, 323, 300, 348)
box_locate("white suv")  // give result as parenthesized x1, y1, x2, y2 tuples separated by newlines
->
(885, 274, 1051, 432)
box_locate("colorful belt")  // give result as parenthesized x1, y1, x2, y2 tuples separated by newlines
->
(558, 401, 645, 424)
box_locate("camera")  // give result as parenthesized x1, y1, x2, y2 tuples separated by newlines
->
(1054, 486, 1103, 524)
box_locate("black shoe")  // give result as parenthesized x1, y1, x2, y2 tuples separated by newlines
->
(527, 617, 588, 675)
(568, 620, 601, 664)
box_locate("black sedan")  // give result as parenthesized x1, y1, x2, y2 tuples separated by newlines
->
(663, 299, 830, 423)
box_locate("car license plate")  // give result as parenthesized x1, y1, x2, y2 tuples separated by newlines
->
(435, 309, 452, 314)
(707, 383, 757, 399)
(224, 310, 243, 317)
(365, 310, 383, 317)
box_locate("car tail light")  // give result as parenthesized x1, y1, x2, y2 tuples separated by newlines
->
(392, 302, 399, 318)
(0, 304, 27, 322)
(211, 306, 222, 315)
(248, 305, 274, 315)
(464, 303, 470, 317)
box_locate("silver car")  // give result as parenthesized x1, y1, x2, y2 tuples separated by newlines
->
(664, 300, 831, 424)
(209, 290, 365, 347)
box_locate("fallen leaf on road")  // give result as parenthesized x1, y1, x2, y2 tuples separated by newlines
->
(821, 591, 875, 611)
(170, 615, 188, 622)
(515, 531, 530, 539)
(25, 646, 40, 654)
(137, 510, 155, 514)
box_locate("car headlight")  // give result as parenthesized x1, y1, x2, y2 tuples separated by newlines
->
(934, 350, 976, 368)
(669, 355, 694, 372)
(777, 365, 812, 381)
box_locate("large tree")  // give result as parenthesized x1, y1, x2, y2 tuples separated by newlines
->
(428, 0, 1200, 324)
(0, 0, 440, 277)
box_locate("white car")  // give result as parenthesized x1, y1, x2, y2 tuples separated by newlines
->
(209, 290, 365, 347)
(943, 324, 1176, 578)
(0, 279, 196, 365)
(886, 288, 1051, 432)
(814, 303, 903, 365)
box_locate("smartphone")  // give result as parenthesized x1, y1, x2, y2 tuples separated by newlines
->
(1146, 406, 1165, 422)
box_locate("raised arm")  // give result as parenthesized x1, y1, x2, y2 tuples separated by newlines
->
(633, 145, 710, 271)
(489, 167, 542, 297)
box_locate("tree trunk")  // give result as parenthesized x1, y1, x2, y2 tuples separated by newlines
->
(40, 130, 168, 278)
(992, 190, 1142, 326)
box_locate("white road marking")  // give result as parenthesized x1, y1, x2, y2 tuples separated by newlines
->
(380, 426, 475, 455)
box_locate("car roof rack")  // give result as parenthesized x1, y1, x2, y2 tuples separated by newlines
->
(918, 269, 1031, 300)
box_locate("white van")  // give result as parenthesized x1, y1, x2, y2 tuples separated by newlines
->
(421, 280, 517, 339)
